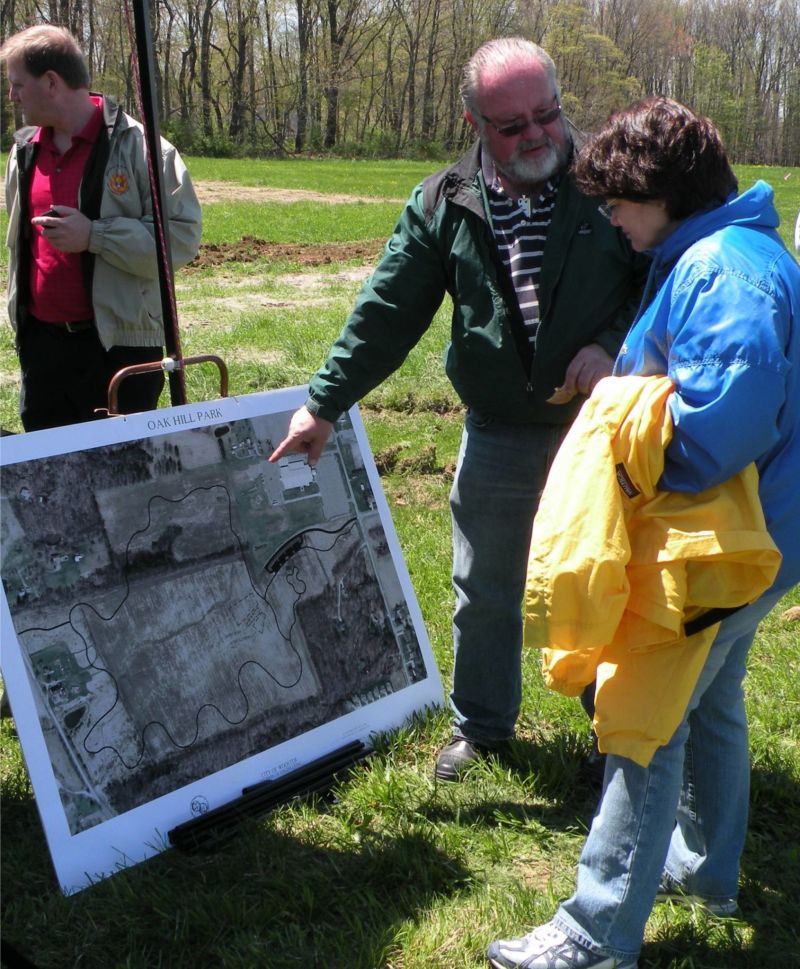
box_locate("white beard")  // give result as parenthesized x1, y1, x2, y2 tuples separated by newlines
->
(492, 119, 572, 188)
(491, 125, 571, 191)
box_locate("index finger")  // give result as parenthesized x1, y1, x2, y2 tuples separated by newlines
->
(268, 436, 296, 463)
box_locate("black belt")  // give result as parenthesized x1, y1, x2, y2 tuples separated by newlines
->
(29, 314, 94, 334)
(684, 605, 745, 637)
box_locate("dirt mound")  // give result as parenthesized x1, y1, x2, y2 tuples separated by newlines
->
(187, 237, 384, 271)
(193, 181, 403, 206)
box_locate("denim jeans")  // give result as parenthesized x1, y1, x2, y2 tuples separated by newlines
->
(449, 411, 567, 746)
(552, 590, 784, 964)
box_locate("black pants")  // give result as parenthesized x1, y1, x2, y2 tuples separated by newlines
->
(17, 318, 164, 432)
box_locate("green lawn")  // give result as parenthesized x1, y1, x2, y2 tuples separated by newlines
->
(1, 157, 799, 969)
(198, 198, 403, 245)
(183, 155, 442, 197)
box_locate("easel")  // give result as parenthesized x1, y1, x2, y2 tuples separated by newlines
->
(168, 741, 370, 851)
(102, 354, 229, 415)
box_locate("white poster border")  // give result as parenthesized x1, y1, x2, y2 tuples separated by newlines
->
(0, 387, 443, 894)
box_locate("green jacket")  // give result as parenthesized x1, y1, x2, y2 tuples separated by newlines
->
(5, 96, 201, 350)
(308, 143, 648, 425)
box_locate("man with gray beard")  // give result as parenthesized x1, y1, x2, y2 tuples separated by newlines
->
(271, 38, 648, 780)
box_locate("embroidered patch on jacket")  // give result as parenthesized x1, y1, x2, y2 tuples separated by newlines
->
(615, 462, 640, 498)
(577, 221, 593, 235)
(108, 170, 130, 195)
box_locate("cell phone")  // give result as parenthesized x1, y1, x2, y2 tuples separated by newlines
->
(42, 207, 62, 217)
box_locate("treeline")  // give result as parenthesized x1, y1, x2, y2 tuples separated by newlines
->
(2, 0, 798, 164)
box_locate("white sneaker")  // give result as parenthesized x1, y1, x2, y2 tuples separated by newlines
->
(487, 921, 638, 969)
(656, 874, 739, 917)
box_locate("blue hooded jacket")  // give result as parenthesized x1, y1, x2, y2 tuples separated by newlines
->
(615, 181, 800, 589)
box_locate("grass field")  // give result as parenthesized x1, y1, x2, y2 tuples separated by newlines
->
(1, 158, 799, 969)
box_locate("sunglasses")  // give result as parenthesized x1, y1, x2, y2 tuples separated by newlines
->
(480, 100, 562, 137)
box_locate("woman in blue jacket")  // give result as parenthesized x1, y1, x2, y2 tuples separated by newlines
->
(487, 97, 800, 969)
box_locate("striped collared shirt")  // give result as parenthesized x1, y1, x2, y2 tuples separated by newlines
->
(485, 166, 559, 349)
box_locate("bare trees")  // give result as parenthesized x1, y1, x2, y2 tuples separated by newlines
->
(589, 0, 800, 165)
(2, 0, 799, 163)
(320, 0, 382, 148)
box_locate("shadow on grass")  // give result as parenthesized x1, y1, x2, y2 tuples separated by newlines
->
(417, 735, 602, 834)
(1, 787, 472, 969)
(419, 742, 800, 969)
(3, 733, 797, 969)
(503, 734, 605, 797)
(459, 733, 602, 801)
(642, 885, 799, 969)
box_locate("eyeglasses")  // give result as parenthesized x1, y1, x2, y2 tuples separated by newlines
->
(598, 202, 615, 220)
(480, 99, 562, 137)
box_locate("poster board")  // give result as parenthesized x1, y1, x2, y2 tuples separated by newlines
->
(0, 387, 443, 893)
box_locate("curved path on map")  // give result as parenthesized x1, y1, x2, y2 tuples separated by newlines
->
(19, 487, 359, 770)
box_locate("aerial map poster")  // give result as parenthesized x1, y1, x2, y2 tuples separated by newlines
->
(0, 387, 443, 894)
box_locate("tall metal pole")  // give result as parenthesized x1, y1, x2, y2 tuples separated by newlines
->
(128, 0, 187, 406)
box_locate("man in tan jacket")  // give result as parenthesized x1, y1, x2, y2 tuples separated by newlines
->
(2, 24, 201, 431)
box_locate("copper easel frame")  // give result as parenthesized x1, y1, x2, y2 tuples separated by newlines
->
(101, 355, 229, 416)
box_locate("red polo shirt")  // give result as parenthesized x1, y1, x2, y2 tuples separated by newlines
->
(28, 96, 104, 323)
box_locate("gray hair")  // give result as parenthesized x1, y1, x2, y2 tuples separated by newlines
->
(461, 37, 559, 114)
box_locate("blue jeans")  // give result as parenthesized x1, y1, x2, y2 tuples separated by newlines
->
(449, 411, 567, 746)
(552, 590, 785, 964)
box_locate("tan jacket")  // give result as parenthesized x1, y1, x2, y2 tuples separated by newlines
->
(4, 97, 201, 349)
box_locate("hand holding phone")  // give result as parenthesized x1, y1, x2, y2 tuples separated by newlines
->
(31, 206, 91, 252)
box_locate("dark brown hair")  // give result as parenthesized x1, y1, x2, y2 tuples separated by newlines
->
(573, 97, 738, 220)
(0, 25, 90, 90)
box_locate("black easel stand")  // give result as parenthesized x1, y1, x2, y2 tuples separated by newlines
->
(168, 740, 369, 852)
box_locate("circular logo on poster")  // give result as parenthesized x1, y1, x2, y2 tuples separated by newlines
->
(190, 795, 210, 816)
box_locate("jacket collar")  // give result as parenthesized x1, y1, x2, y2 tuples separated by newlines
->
(99, 93, 126, 139)
(13, 125, 38, 150)
(650, 181, 780, 272)
(14, 93, 127, 149)
(640, 181, 781, 305)
(438, 141, 485, 219)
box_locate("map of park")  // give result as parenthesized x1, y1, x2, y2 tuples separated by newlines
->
(1, 412, 426, 835)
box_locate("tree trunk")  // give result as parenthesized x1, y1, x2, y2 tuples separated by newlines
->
(200, 0, 215, 137)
